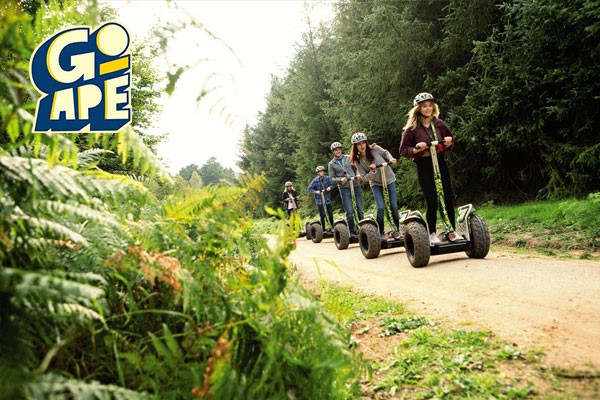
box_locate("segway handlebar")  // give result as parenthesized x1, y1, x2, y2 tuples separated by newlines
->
(415, 138, 448, 150)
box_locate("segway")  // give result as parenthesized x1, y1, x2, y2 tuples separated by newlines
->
(358, 163, 405, 259)
(332, 177, 361, 250)
(308, 189, 335, 244)
(402, 140, 490, 267)
(304, 221, 312, 240)
(304, 220, 312, 240)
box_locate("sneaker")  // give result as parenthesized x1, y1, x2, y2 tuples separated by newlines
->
(380, 233, 387, 241)
(429, 232, 441, 245)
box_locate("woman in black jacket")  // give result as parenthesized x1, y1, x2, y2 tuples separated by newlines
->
(282, 181, 299, 218)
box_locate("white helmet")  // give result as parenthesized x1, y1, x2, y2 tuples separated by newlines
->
(315, 165, 326, 173)
(330, 141, 342, 151)
(413, 92, 435, 106)
(285, 181, 292, 187)
(351, 132, 368, 144)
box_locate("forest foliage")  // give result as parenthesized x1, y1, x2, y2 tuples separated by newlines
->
(239, 0, 600, 217)
(0, 0, 363, 398)
(2, 0, 599, 398)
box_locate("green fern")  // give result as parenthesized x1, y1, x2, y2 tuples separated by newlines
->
(74, 148, 115, 170)
(0, 268, 107, 312)
(35, 200, 122, 228)
(9, 208, 89, 246)
(1, 156, 93, 201)
(1, 3, 364, 398)
(25, 373, 153, 400)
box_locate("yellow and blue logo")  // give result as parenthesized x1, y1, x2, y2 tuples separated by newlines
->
(30, 22, 131, 132)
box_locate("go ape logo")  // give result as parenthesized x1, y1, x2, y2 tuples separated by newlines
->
(30, 22, 131, 132)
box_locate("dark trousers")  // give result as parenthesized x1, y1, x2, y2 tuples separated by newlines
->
(415, 155, 455, 233)
(317, 203, 334, 228)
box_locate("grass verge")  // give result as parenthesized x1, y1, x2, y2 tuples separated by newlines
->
(308, 281, 600, 399)
(476, 193, 600, 259)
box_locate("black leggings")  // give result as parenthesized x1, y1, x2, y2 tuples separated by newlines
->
(415, 155, 456, 233)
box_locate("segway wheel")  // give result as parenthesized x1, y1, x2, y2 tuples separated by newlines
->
(404, 221, 430, 268)
(334, 224, 350, 250)
(359, 223, 381, 259)
(310, 223, 324, 244)
(305, 222, 312, 240)
(465, 214, 490, 259)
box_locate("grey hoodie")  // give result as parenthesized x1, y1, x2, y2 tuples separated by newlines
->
(328, 154, 360, 189)
(355, 145, 396, 187)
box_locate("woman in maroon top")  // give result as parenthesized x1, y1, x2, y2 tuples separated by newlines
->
(399, 92, 455, 245)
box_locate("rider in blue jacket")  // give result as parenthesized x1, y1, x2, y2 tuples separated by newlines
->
(307, 166, 335, 231)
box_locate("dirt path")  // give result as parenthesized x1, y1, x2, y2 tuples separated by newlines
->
(289, 237, 600, 370)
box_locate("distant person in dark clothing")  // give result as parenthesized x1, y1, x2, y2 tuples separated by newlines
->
(282, 181, 299, 218)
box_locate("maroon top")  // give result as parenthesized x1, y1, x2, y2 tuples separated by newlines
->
(399, 117, 454, 160)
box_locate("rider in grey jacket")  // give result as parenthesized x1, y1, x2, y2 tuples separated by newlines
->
(328, 141, 364, 235)
(350, 132, 400, 240)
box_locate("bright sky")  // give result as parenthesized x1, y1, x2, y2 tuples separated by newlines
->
(103, 0, 335, 174)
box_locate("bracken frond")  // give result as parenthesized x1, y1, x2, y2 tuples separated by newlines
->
(0, 268, 107, 315)
(53, 303, 104, 322)
(36, 200, 121, 229)
(116, 125, 172, 181)
(0, 156, 91, 201)
(9, 207, 89, 246)
(162, 181, 260, 221)
(85, 169, 149, 194)
(74, 148, 114, 170)
(33, 131, 80, 167)
(25, 373, 153, 400)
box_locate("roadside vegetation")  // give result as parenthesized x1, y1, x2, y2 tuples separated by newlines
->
(307, 281, 599, 399)
(2, 1, 362, 398)
(477, 193, 600, 259)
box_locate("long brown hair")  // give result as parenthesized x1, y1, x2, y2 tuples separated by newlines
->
(350, 141, 375, 165)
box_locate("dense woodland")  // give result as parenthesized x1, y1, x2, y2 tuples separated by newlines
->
(239, 0, 600, 217)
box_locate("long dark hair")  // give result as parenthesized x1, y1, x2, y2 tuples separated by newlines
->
(350, 141, 375, 165)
